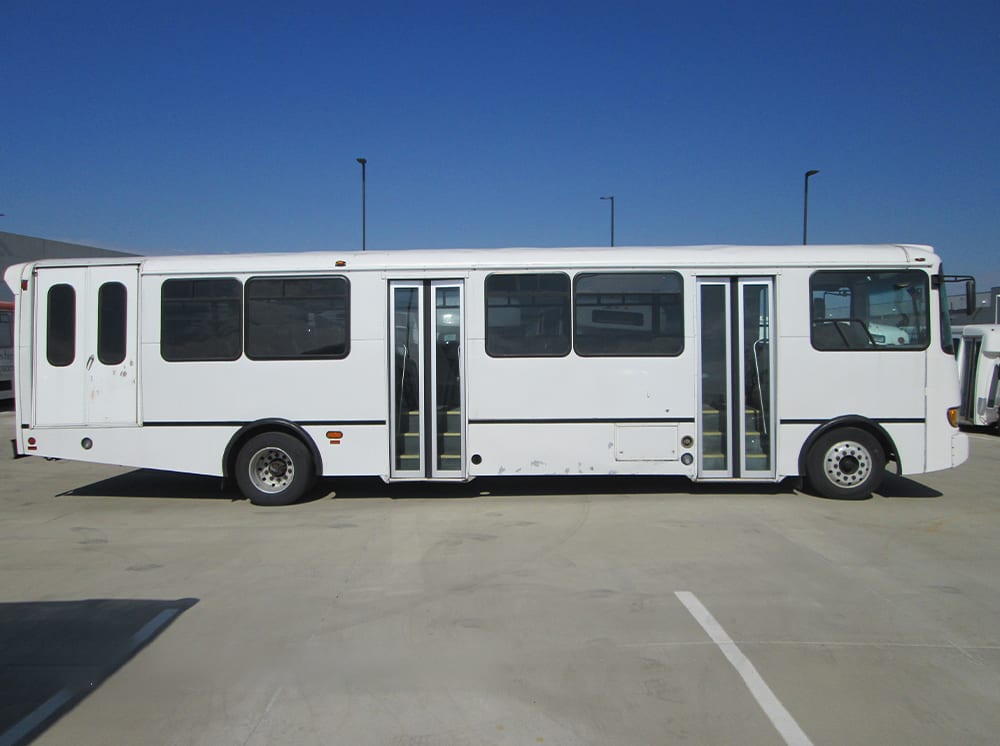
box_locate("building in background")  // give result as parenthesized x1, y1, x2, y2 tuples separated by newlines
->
(0, 232, 135, 301)
(950, 285, 1000, 326)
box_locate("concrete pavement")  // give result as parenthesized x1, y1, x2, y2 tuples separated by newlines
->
(1, 416, 998, 745)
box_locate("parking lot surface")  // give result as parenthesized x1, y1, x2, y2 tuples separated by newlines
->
(1, 414, 998, 745)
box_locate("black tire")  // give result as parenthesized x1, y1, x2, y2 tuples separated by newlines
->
(234, 432, 315, 506)
(805, 427, 885, 500)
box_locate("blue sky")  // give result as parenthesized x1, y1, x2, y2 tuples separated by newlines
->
(3, 1, 999, 285)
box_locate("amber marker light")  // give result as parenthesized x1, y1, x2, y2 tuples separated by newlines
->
(327, 431, 343, 444)
(947, 407, 959, 428)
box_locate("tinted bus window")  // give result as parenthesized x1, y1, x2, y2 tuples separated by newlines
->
(46, 284, 76, 367)
(245, 276, 350, 360)
(0, 310, 12, 348)
(574, 272, 684, 356)
(98, 282, 128, 365)
(486, 273, 571, 357)
(161, 278, 242, 361)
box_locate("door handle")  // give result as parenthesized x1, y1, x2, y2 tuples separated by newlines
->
(86, 355, 95, 370)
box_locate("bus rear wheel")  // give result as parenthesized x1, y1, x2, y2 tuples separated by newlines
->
(806, 427, 884, 500)
(235, 432, 315, 506)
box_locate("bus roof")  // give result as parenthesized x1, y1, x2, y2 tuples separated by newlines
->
(5, 243, 939, 280)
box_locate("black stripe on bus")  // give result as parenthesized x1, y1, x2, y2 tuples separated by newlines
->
(779, 418, 926, 425)
(142, 420, 386, 428)
(469, 417, 695, 425)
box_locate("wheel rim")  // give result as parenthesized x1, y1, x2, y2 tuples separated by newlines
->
(822, 440, 873, 488)
(248, 447, 295, 494)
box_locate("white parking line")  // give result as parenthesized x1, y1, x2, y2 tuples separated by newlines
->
(675, 591, 814, 746)
(130, 608, 180, 647)
(0, 689, 74, 746)
(0, 606, 183, 746)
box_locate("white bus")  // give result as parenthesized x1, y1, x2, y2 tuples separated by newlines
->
(953, 324, 1000, 430)
(4, 244, 970, 505)
(0, 301, 13, 401)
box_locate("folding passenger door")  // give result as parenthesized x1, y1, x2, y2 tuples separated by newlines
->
(388, 280, 466, 479)
(32, 265, 140, 427)
(696, 277, 776, 479)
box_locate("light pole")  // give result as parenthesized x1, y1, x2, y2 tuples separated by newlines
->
(803, 169, 819, 245)
(600, 195, 615, 247)
(356, 157, 367, 251)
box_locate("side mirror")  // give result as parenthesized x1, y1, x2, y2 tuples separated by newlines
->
(940, 275, 977, 316)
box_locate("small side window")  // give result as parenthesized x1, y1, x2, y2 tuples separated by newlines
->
(46, 284, 76, 367)
(98, 282, 128, 365)
(161, 278, 242, 362)
(574, 272, 684, 356)
(245, 276, 350, 360)
(0, 310, 13, 348)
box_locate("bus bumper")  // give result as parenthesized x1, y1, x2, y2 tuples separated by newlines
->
(951, 431, 970, 468)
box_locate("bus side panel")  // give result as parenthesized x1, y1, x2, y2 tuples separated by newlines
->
(301, 424, 388, 479)
(466, 422, 694, 478)
(16, 425, 235, 476)
(463, 338, 698, 476)
(140, 340, 388, 424)
(778, 338, 928, 422)
(464, 341, 697, 422)
(926, 328, 968, 473)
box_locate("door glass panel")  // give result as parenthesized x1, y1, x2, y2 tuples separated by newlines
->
(46, 284, 76, 367)
(435, 286, 462, 473)
(97, 282, 128, 365)
(700, 284, 729, 474)
(742, 283, 771, 473)
(393, 287, 421, 473)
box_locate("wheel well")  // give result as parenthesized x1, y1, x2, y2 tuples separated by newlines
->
(223, 419, 323, 480)
(798, 416, 900, 477)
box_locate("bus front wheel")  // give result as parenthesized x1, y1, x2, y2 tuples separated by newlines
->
(806, 427, 884, 500)
(235, 432, 315, 506)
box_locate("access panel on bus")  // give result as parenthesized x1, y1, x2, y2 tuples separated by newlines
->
(32, 265, 140, 427)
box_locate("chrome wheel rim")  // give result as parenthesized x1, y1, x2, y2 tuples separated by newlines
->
(822, 440, 873, 488)
(248, 447, 294, 494)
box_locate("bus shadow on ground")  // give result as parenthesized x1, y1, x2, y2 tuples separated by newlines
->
(58, 470, 234, 501)
(875, 472, 944, 499)
(59, 469, 800, 502)
(56, 469, 941, 503)
(323, 475, 801, 501)
(0, 598, 197, 746)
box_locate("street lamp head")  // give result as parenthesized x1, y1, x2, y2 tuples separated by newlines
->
(356, 157, 367, 165)
(805, 169, 819, 177)
(600, 195, 614, 200)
